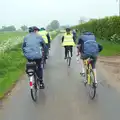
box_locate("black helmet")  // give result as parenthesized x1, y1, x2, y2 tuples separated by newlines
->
(40, 27, 45, 30)
(66, 27, 71, 32)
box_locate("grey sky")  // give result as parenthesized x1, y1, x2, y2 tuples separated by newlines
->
(0, 0, 119, 28)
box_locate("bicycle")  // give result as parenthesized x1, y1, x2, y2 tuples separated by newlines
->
(83, 57, 96, 99)
(26, 61, 42, 102)
(66, 49, 71, 66)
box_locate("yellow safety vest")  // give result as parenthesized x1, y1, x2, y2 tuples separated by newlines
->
(38, 31, 48, 43)
(62, 33, 75, 46)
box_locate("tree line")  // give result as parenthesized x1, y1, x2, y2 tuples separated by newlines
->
(0, 25, 28, 32)
(0, 20, 60, 32)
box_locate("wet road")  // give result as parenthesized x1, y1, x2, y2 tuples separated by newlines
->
(0, 35, 120, 120)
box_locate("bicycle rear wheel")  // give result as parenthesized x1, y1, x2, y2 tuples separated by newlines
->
(30, 75, 38, 102)
(88, 69, 96, 99)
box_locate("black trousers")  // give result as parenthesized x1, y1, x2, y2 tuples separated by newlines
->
(64, 46, 73, 57)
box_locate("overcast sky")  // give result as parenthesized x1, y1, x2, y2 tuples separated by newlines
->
(0, 0, 119, 28)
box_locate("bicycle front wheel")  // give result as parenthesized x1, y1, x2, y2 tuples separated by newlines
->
(67, 51, 71, 66)
(88, 69, 96, 99)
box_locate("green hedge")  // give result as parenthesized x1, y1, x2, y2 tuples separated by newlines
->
(72, 16, 120, 42)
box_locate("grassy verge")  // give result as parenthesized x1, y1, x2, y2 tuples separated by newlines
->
(97, 39, 120, 56)
(0, 32, 58, 99)
(0, 44, 26, 98)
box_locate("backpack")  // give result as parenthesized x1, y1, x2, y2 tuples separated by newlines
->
(83, 40, 99, 56)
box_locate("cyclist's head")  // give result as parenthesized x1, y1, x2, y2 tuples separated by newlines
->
(66, 27, 71, 34)
(32, 26, 40, 33)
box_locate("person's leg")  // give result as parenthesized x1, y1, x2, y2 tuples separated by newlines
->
(91, 56, 97, 84)
(80, 54, 89, 82)
(80, 53, 86, 74)
(35, 59, 45, 88)
(35, 59, 44, 81)
(70, 46, 73, 57)
(80, 58, 85, 74)
(64, 46, 67, 59)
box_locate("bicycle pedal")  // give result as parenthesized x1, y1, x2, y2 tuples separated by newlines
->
(39, 84, 45, 89)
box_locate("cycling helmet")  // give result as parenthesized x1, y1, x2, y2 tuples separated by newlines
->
(66, 27, 71, 32)
(32, 26, 40, 31)
(40, 27, 45, 30)
(28, 26, 39, 33)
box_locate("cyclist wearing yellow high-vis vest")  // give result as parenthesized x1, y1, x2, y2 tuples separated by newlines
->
(38, 28, 50, 58)
(62, 28, 76, 59)
(38, 28, 50, 44)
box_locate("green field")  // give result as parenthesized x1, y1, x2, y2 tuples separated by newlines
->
(0, 31, 58, 99)
(0, 32, 27, 41)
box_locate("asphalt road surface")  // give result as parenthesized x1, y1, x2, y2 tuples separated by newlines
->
(0, 35, 120, 120)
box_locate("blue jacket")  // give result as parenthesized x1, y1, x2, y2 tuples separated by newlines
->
(22, 32, 46, 60)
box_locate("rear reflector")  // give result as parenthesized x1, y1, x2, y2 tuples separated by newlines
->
(29, 81, 33, 87)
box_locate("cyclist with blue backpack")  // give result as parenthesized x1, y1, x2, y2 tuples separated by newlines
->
(77, 31, 103, 86)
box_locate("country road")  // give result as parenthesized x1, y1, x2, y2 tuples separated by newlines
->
(0, 34, 120, 120)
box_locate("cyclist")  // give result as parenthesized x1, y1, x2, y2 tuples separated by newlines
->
(38, 27, 50, 58)
(77, 31, 103, 86)
(72, 29, 77, 41)
(62, 27, 76, 59)
(22, 26, 46, 89)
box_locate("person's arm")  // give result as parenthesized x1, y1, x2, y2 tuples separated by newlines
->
(76, 37, 82, 55)
(98, 43, 103, 52)
(62, 36, 64, 43)
(46, 33, 50, 44)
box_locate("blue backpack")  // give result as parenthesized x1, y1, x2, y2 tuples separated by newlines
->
(81, 32, 99, 56)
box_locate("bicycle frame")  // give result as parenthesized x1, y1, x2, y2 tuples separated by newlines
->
(83, 58, 96, 99)
(83, 58, 93, 85)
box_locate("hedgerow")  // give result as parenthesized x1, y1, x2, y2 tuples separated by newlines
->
(72, 16, 120, 42)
